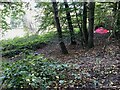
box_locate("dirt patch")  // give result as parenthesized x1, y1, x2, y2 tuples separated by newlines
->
(35, 36, 120, 88)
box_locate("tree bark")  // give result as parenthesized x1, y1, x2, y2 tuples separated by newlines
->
(116, 1, 120, 38)
(113, 2, 118, 38)
(64, 0, 76, 45)
(88, 2, 95, 48)
(52, 1, 68, 54)
(83, 2, 88, 46)
(117, 2, 120, 26)
(73, 2, 84, 46)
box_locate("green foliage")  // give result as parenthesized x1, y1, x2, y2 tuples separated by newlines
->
(0, 54, 69, 89)
(1, 32, 56, 58)
(1, 2, 25, 31)
(0, 56, 54, 88)
(35, 2, 83, 32)
(95, 3, 114, 30)
(0, 54, 100, 89)
(35, 2, 54, 31)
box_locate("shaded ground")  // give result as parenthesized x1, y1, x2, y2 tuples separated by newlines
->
(36, 33, 120, 88)
(2, 33, 119, 89)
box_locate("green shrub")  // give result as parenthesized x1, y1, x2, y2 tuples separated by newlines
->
(0, 55, 69, 89)
(1, 32, 56, 58)
(0, 54, 103, 89)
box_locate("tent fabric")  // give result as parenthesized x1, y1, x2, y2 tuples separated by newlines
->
(94, 27, 109, 34)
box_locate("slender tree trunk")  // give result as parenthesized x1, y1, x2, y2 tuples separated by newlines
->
(88, 2, 95, 48)
(116, 1, 120, 38)
(73, 2, 84, 46)
(118, 1, 120, 10)
(83, 2, 88, 46)
(113, 2, 118, 38)
(117, 2, 120, 28)
(52, 1, 68, 54)
(64, 0, 76, 45)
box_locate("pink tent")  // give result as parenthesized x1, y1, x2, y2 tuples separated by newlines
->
(95, 27, 109, 34)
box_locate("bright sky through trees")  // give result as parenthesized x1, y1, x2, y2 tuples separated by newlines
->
(0, 1, 38, 40)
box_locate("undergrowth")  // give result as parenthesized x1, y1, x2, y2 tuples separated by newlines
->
(0, 54, 101, 89)
(1, 32, 56, 58)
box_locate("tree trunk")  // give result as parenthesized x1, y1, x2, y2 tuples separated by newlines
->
(73, 2, 84, 46)
(117, 2, 120, 27)
(113, 2, 118, 38)
(83, 2, 88, 46)
(64, 0, 76, 45)
(52, 1, 68, 54)
(116, 1, 120, 38)
(88, 2, 95, 48)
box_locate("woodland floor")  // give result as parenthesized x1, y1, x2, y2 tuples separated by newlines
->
(3, 33, 120, 89)
(36, 33, 120, 89)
